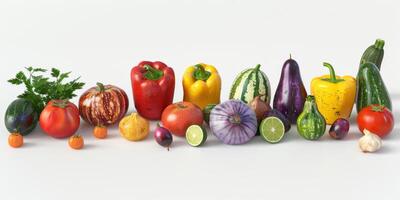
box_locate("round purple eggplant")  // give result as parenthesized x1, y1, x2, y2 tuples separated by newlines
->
(273, 56, 307, 124)
(263, 109, 291, 132)
(329, 118, 350, 139)
(154, 125, 173, 150)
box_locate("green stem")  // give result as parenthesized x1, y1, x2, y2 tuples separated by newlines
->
(144, 65, 164, 81)
(254, 64, 261, 71)
(52, 99, 69, 108)
(176, 103, 187, 109)
(374, 39, 385, 49)
(96, 82, 105, 92)
(371, 105, 385, 112)
(303, 95, 318, 112)
(322, 62, 344, 83)
(193, 64, 211, 81)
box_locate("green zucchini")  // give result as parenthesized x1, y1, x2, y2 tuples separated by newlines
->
(4, 99, 38, 135)
(229, 64, 271, 104)
(360, 39, 385, 70)
(356, 62, 391, 112)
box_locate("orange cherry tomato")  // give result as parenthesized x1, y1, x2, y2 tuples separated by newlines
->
(93, 126, 108, 139)
(68, 135, 84, 150)
(8, 133, 23, 148)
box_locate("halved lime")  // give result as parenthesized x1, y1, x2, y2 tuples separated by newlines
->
(260, 117, 285, 144)
(186, 125, 207, 147)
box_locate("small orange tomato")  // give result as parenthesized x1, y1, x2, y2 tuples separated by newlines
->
(68, 135, 84, 150)
(8, 133, 23, 148)
(93, 126, 107, 139)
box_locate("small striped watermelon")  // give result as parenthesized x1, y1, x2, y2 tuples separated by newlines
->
(229, 64, 271, 104)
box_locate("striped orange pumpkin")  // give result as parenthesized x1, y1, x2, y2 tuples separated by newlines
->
(79, 83, 129, 126)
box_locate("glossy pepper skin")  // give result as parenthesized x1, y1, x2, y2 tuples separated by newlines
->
(311, 63, 356, 125)
(297, 95, 326, 140)
(131, 61, 175, 120)
(183, 63, 221, 110)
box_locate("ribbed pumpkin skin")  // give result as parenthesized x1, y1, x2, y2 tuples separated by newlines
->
(79, 85, 129, 126)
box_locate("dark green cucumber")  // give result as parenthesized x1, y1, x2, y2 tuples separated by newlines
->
(356, 62, 391, 112)
(4, 99, 38, 135)
(360, 39, 385, 70)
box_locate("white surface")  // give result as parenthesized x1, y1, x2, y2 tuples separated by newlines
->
(0, 0, 399, 199)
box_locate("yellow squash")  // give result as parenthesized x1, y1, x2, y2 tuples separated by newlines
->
(119, 112, 150, 141)
(311, 62, 356, 124)
(183, 63, 221, 109)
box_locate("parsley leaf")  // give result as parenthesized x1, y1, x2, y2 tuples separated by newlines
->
(8, 67, 85, 113)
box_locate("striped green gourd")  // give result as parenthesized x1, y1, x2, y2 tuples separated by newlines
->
(229, 64, 271, 104)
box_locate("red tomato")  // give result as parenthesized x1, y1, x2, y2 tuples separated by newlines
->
(40, 100, 81, 138)
(161, 102, 203, 137)
(357, 104, 394, 138)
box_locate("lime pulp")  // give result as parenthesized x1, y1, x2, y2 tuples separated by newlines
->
(260, 117, 285, 143)
(186, 125, 207, 147)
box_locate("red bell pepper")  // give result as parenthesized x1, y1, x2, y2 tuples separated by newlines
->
(131, 61, 175, 120)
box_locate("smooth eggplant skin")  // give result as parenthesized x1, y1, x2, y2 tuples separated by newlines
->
(273, 58, 307, 124)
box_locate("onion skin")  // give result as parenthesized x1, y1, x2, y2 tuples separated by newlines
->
(154, 126, 173, 150)
(329, 118, 349, 139)
(210, 100, 257, 145)
(249, 95, 271, 123)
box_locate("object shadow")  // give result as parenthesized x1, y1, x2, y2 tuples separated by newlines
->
(375, 145, 395, 154)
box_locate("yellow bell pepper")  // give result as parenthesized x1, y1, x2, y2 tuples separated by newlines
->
(311, 62, 356, 125)
(183, 63, 221, 110)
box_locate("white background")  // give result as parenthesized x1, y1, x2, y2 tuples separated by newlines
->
(0, 0, 399, 199)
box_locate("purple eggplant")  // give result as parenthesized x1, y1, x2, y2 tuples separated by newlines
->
(273, 56, 307, 123)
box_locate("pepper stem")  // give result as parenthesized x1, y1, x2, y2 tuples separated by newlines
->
(144, 65, 164, 80)
(96, 82, 105, 92)
(193, 64, 211, 81)
(322, 62, 344, 83)
(374, 39, 385, 49)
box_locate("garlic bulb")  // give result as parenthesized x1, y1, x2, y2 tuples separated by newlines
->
(359, 129, 382, 153)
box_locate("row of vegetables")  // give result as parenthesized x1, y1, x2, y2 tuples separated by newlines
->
(5, 39, 394, 153)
